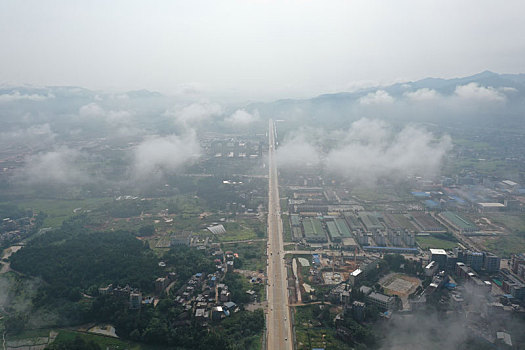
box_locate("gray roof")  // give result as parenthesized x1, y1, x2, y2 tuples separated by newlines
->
(207, 224, 226, 235)
(359, 286, 372, 295)
(496, 332, 512, 346)
(224, 301, 237, 309)
(368, 292, 393, 303)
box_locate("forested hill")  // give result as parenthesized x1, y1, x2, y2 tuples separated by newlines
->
(10, 229, 162, 296)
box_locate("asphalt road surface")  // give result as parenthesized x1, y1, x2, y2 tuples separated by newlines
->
(266, 119, 293, 350)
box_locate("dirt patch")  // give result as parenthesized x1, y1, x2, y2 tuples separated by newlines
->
(380, 273, 421, 297)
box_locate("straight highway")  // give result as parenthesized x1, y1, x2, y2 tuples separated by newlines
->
(266, 119, 293, 350)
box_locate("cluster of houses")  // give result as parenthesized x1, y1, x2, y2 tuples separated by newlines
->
(173, 271, 240, 326)
(95, 243, 263, 330)
(170, 247, 248, 326)
(98, 283, 154, 309)
(1, 215, 35, 246)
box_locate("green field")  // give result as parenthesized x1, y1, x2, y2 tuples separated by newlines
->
(223, 240, 266, 271)
(280, 198, 289, 212)
(282, 214, 292, 242)
(487, 213, 525, 234)
(294, 305, 351, 350)
(4, 329, 164, 350)
(7, 197, 112, 228)
(416, 235, 458, 250)
(484, 234, 525, 257)
(479, 213, 525, 257)
(49, 330, 146, 350)
(218, 219, 265, 242)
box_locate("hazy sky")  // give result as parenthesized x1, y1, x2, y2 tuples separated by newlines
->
(1, 0, 524, 101)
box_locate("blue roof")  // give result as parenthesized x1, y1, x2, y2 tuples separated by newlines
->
(363, 246, 419, 253)
(412, 191, 430, 198)
(424, 199, 440, 208)
(449, 195, 466, 204)
(195, 273, 202, 277)
(211, 276, 216, 281)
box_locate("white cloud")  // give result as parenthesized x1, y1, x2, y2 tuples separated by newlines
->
(403, 88, 440, 101)
(20, 146, 88, 185)
(499, 86, 518, 93)
(166, 102, 223, 127)
(275, 132, 321, 169)
(0, 91, 54, 103)
(359, 90, 394, 105)
(78, 102, 105, 117)
(77, 103, 140, 136)
(344, 118, 391, 146)
(277, 118, 452, 185)
(224, 109, 259, 125)
(325, 120, 452, 184)
(454, 83, 506, 102)
(0, 124, 56, 148)
(132, 132, 201, 180)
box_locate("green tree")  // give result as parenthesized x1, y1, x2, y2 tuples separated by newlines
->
(45, 335, 101, 350)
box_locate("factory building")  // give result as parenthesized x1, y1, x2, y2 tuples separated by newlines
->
(366, 292, 395, 310)
(439, 211, 477, 233)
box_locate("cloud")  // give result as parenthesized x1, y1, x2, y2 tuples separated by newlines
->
(276, 132, 321, 169)
(344, 118, 392, 146)
(403, 88, 440, 101)
(77, 103, 141, 136)
(0, 124, 56, 149)
(224, 109, 259, 125)
(359, 90, 394, 105)
(326, 121, 451, 183)
(132, 132, 201, 180)
(454, 83, 506, 102)
(166, 102, 223, 127)
(0, 91, 54, 103)
(276, 118, 451, 185)
(78, 102, 105, 117)
(19, 146, 89, 185)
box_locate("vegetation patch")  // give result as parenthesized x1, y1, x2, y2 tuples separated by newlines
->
(416, 235, 458, 250)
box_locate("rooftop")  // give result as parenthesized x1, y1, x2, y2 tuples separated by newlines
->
(368, 292, 393, 303)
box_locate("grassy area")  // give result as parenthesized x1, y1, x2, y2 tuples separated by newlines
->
(5, 328, 165, 350)
(486, 213, 525, 234)
(294, 305, 350, 350)
(219, 219, 264, 242)
(282, 214, 292, 242)
(224, 240, 266, 271)
(483, 234, 525, 257)
(8, 197, 112, 228)
(280, 198, 288, 212)
(416, 235, 458, 250)
(4, 328, 50, 341)
(444, 157, 520, 178)
(51, 330, 145, 350)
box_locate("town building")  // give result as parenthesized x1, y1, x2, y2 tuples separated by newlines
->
(430, 249, 448, 269)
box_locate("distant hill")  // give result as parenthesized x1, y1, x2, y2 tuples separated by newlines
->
(1, 71, 524, 130)
(247, 71, 525, 129)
